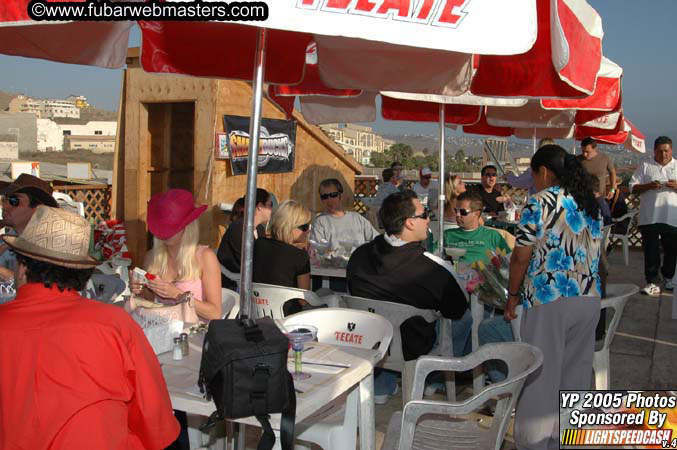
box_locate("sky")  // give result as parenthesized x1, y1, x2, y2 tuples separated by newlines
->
(1, 0, 675, 145)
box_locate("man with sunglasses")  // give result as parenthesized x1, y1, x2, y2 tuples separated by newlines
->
(310, 178, 378, 250)
(471, 165, 511, 217)
(443, 192, 511, 265)
(0, 174, 58, 304)
(347, 190, 469, 403)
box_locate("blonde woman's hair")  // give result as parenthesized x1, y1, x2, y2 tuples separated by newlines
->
(269, 200, 311, 245)
(538, 138, 555, 148)
(147, 219, 201, 281)
(444, 174, 463, 210)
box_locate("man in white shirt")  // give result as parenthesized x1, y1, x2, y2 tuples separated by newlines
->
(310, 178, 379, 250)
(629, 136, 677, 296)
(412, 167, 441, 214)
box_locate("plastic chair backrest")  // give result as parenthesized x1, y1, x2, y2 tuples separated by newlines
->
(282, 308, 393, 362)
(611, 209, 637, 237)
(400, 343, 543, 450)
(250, 282, 329, 319)
(81, 274, 126, 303)
(342, 295, 439, 371)
(220, 264, 240, 292)
(221, 288, 239, 319)
(53, 191, 85, 217)
(600, 284, 638, 350)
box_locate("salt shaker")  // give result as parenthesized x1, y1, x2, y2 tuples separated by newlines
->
(180, 333, 189, 357)
(172, 337, 183, 361)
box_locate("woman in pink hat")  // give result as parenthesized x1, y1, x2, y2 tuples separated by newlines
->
(129, 189, 222, 321)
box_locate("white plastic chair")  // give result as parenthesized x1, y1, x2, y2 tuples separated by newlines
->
(510, 283, 638, 391)
(250, 282, 341, 319)
(610, 209, 637, 266)
(221, 288, 239, 319)
(382, 342, 543, 450)
(53, 191, 85, 217)
(281, 308, 393, 450)
(594, 283, 638, 390)
(220, 264, 240, 292)
(341, 295, 456, 404)
(81, 274, 126, 303)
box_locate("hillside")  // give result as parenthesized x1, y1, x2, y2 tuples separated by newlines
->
(0, 89, 117, 121)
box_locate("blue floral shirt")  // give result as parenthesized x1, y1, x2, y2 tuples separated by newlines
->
(516, 186, 602, 309)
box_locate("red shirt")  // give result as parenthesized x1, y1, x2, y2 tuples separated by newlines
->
(0, 283, 179, 449)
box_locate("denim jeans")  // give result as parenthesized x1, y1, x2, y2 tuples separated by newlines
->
(478, 315, 514, 382)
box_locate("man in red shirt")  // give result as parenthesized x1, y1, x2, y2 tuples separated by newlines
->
(0, 205, 179, 449)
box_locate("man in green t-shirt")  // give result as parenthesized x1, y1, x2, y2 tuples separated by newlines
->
(443, 191, 511, 264)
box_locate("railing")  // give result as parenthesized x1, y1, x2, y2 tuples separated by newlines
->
(53, 184, 112, 223)
(353, 180, 642, 248)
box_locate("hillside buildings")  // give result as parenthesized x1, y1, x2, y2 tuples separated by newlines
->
(1, 95, 116, 153)
(319, 123, 394, 165)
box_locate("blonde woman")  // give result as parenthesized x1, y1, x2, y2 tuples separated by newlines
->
(129, 189, 222, 321)
(443, 174, 467, 222)
(253, 200, 312, 290)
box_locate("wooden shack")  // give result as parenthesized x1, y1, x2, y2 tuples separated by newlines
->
(114, 49, 362, 264)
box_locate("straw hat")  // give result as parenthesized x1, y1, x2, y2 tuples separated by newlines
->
(0, 174, 58, 207)
(2, 205, 99, 269)
(147, 189, 207, 240)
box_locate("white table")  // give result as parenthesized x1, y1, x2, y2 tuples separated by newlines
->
(310, 265, 347, 290)
(160, 337, 375, 450)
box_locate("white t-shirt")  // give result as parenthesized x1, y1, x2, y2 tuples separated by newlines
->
(412, 180, 440, 209)
(629, 157, 677, 227)
(310, 211, 379, 249)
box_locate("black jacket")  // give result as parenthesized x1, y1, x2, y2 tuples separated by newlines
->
(347, 235, 468, 359)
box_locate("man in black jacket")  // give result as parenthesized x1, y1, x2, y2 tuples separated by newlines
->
(347, 190, 471, 403)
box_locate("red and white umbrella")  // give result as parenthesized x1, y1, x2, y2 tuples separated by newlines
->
(471, 0, 603, 98)
(582, 118, 645, 154)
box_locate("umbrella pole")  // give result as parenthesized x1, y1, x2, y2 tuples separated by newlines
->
(240, 27, 267, 320)
(437, 104, 445, 257)
(532, 128, 536, 154)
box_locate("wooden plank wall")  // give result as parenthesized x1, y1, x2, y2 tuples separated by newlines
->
(120, 67, 361, 264)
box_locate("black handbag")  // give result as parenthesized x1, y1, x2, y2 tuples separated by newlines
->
(198, 317, 296, 450)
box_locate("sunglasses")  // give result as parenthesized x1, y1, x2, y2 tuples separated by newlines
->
(297, 223, 311, 232)
(4, 194, 20, 207)
(409, 209, 430, 220)
(484, 173, 498, 178)
(320, 191, 341, 200)
(454, 208, 477, 216)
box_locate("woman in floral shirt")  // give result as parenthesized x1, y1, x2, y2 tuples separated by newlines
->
(505, 145, 602, 450)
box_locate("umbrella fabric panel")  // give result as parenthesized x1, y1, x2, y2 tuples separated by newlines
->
(314, 35, 473, 94)
(299, 91, 378, 125)
(551, 0, 603, 95)
(261, 0, 538, 55)
(139, 22, 312, 85)
(471, 0, 602, 98)
(381, 96, 481, 125)
(0, 21, 132, 68)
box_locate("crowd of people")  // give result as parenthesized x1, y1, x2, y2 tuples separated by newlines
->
(0, 134, 674, 450)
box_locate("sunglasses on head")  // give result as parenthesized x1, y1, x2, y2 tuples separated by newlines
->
(454, 208, 478, 216)
(297, 223, 311, 232)
(320, 191, 341, 200)
(408, 208, 430, 220)
(5, 194, 20, 207)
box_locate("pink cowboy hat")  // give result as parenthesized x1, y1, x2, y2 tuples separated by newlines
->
(147, 189, 207, 240)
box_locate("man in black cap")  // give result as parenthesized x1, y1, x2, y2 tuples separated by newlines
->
(0, 174, 58, 302)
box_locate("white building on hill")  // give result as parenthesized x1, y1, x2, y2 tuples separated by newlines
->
(319, 123, 394, 165)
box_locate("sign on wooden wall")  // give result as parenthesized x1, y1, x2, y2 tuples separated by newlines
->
(223, 115, 296, 175)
